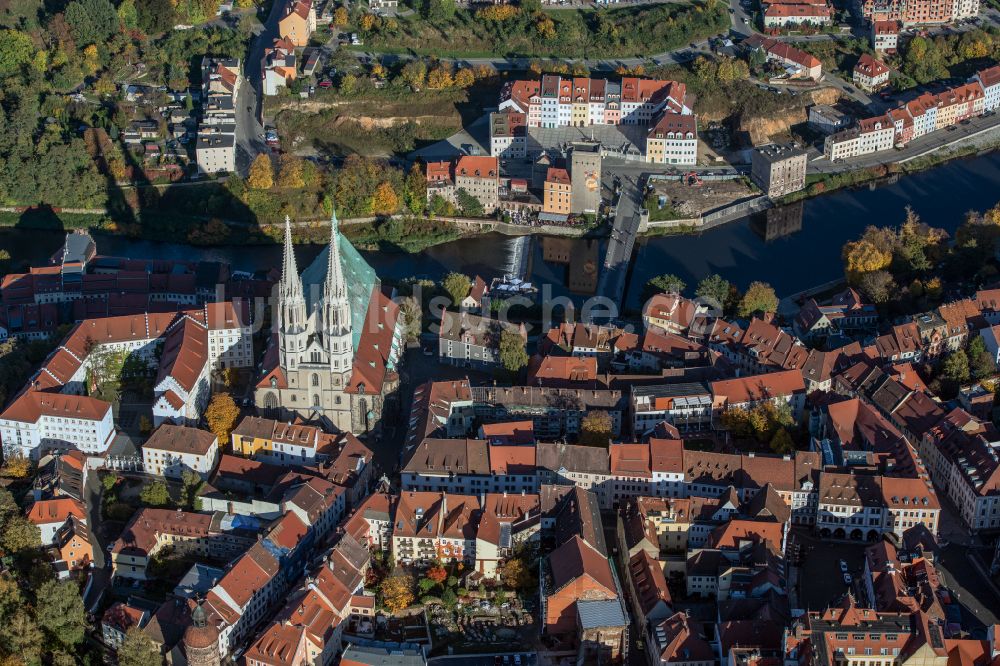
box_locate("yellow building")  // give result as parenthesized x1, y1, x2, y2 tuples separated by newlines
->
(278, 0, 316, 47)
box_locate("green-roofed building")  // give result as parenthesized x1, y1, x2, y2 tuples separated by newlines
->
(254, 213, 403, 434)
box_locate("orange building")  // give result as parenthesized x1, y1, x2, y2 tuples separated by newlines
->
(542, 167, 572, 216)
(278, 0, 316, 47)
(54, 517, 93, 572)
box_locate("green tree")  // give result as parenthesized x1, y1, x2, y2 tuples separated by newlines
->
(0, 608, 42, 665)
(441, 587, 457, 609)
(646, 273, 686, 297)
(769, 427, 795, 454)
(65, 0, 120, 44)
(35, 579, 86, 650)
(0, 488, 40, 555)
(968, 336, 996, 381)
(499, 327, 528, 375)
(0, 30, 34, 77)
(118, 0, 139, 29)
(136, 0, 177, 34)
(140, 480, 171, 507)
(738, 281, 778, 318)
(180, 468, 203, 509)
(455, 188, 484, 217)
(441, 272, 471, 307)
(695, 274, 731, 309)
(940, 349, 970, 387)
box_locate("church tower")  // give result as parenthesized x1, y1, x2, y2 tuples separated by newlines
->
(322, 210, 353, 382)
(278, 215, 307, 371)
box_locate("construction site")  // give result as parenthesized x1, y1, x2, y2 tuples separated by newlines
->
(644, 172, 760, 220)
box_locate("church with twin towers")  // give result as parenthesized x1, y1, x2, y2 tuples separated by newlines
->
(254, 212, 404, 434)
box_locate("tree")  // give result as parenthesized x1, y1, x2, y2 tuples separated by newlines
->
(441, 272, 471, 306)
(65, 0, 120, 44)
(426, 65, 453, 89)
(35, 579, 86, 650)
(247, 154, 273, 190)
(380, 572, 415, 612)
(205, 393, 239, 445)
(426, 565, 448, 584)
(454, 68, 475, 88)
(398, 296, 421, 343)
(844, 238, 893, 278)
(117, 0, 138, 29)
(646, 273, 686, 299)
(0, 609, 42, 666)
(769, 427, 795, 455)
(418, 577, 437, 593)
(695, 274, 730, 308)
(499, 328, 528, 375)
(276, 155, 304, 189)
(139, 480, 170, 507)
(0, 451, 31, 479)
(857, 270, 896, 305)
(455, 188, 484, 217)
(441, 587, 457, 609)
(403, 163, 426, 214)
(500, 557, 531, 590)
(117, 627, 160, 666)
(370, 181, 399, 215)
(400, 60, 427, 89)
(135, 0, 177, 34)
(579, 410, 613, 446)
(738, 281, 778, 318)
(0, 30, 34, 77)
(333, 5, 348, 25)
(940, 349, 970, 387)
(180, 468, 203, 509)
(968, 336, 996, 380)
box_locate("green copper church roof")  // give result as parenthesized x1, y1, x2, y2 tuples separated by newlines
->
(300, 232, 378, 351)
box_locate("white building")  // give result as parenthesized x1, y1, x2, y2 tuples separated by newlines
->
(142, 424, 220, 479)
(196, 127, 236, 174)
(975, 65, 1000, 112)
(645, 112, 698, 166)
(0, 392, 114, 460)
(824, 114, 895, 160)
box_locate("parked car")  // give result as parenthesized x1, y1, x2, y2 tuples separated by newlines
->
(318, 78, 333, 88)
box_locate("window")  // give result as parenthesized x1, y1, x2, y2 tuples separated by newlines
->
(312, 373, 319, 387)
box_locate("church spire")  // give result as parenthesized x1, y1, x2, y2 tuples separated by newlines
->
(280, 215, 303, 300)
(324, 209, 346, 301)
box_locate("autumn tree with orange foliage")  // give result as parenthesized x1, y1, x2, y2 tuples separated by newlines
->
(380, 571, 415, 612)
(426, 565, 448, 584)
(205, 393, 240, 445)
(370, 181, 399, 215)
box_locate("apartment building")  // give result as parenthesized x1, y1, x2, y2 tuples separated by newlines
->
(26, 497, 87, 545)
(0, 392, 114, 459)
(645, 112, 698, 166)
(262, 37, 297, 96)
(871, 19, 901, 52)
(142, 424, 220, 480)
(454, 155, 500, 213)
(498, 75, 690, 129)
(763, 1, 832, 27)
(196, 57, 240, 174)
(278, 0, 315, 46)
(975, 65, 1000, 112)
(751, 143, 808, 198)
(631, 382, 713, 435)
(489, 109, 528, 159)
(824, 114, 896, 159)
(438, 310, 527, 370)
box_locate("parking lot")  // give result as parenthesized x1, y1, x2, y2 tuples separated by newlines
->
(791, 529, 871, 610)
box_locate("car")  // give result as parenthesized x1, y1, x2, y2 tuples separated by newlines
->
(318, 78, 333, 88)
(839, 559, 848, 573)
(843, 573, 853, 585)
(845, 86, 855, 93)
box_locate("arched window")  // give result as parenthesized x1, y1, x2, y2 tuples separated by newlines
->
(311, 351, 321, 363)
(262, 392, 278, 417)
(312, 373, 319, 387)
(312, 394, 320, 406)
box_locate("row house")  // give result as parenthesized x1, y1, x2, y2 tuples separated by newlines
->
(244, 528, 370, 666)
(862, 538, 944, 619)
(716, 316, 809, 375)
(631, 382, 714, 435)
(423, 156, 501, 213)
(763, 2, 833, 27)
(919, 407, 1000, 532)
(489, 109, 528, 159)
(391, 491, 480, 565)
(974, 65, 1000, 113)
(645, 112, 699, 166)
(710, 368, 808, 422)
(815, 472, 939, 542)
(498, 75, 689, 129)
(824, 114, 896, 160)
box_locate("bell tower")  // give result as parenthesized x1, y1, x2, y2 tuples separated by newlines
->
(277, 215, 307, 371)
(322, 210, 353, 381)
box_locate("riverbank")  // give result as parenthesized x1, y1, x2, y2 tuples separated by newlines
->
(780, 140, 1000, 205)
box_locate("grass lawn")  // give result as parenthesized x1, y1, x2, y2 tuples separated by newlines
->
(364, 1, 729, 59)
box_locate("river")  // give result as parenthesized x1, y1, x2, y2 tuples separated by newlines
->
(3, 152, 999, 309)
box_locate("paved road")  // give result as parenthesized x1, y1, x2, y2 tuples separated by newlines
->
(236, 2, 283, 174)
(82, 467, 110, 612)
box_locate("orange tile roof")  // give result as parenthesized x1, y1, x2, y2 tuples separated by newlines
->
(26, 497, 86, 525)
